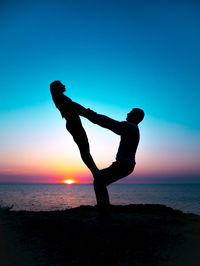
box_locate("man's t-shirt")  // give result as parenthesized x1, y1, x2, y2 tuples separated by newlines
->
(82, 109, 140, 165)
(116, 121, 139, 164)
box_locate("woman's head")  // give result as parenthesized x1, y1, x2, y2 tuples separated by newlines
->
(50, 81, 65, 94)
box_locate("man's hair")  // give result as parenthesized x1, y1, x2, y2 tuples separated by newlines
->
(130, 108, 145, 124)
(50, 80, 65, 94)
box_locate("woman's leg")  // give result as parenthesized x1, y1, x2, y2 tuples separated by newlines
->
(79, 145, 99, 176)
(66, 118, 99, 176)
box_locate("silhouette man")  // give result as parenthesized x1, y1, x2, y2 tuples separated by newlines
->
(79, 107, 144, 216)
(50, 81, 98, 176)
(50, 81, 144, 217)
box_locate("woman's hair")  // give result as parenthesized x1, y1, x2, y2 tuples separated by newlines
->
(50, 80, 65, 94)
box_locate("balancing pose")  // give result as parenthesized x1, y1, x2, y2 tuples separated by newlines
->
(50, 81, 144, 217)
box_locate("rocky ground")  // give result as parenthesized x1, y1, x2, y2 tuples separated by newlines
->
(0, 204, 200, 265)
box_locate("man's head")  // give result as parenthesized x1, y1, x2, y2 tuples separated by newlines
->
(50, 80, 65, 95)
(126, 108, 144, 124)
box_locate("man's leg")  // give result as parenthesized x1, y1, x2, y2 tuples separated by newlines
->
(93, 178, 110, 216)
(93, 161, 135, 216)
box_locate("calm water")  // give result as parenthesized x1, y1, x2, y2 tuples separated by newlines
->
(0, 183, 200, 215)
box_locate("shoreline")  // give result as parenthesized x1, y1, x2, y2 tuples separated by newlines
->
(1, 183, 200, 216)
(0, 204, 200, 265)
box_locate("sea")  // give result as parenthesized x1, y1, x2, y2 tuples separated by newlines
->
(0, 183, 200, 215)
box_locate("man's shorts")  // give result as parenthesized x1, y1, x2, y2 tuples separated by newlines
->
(95, 160, 135, 186)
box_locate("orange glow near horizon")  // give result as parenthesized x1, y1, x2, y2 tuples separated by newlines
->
(60, 178, 78, 185)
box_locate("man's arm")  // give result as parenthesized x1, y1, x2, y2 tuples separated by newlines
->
(55, 95, 124, 135)
(72, 101, 124, 135)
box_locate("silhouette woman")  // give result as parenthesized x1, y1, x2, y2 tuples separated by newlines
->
(50, 81, 98, 176)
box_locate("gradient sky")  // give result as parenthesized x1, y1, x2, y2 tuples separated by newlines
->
(0, 0, 200, 183)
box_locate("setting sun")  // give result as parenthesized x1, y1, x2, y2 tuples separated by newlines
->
(60, 178, 78, 185)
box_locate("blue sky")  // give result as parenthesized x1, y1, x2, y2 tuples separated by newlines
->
(0, 0, 200, 183)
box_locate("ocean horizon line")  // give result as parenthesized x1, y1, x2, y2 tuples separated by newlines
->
(0, 182, 200, 185)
